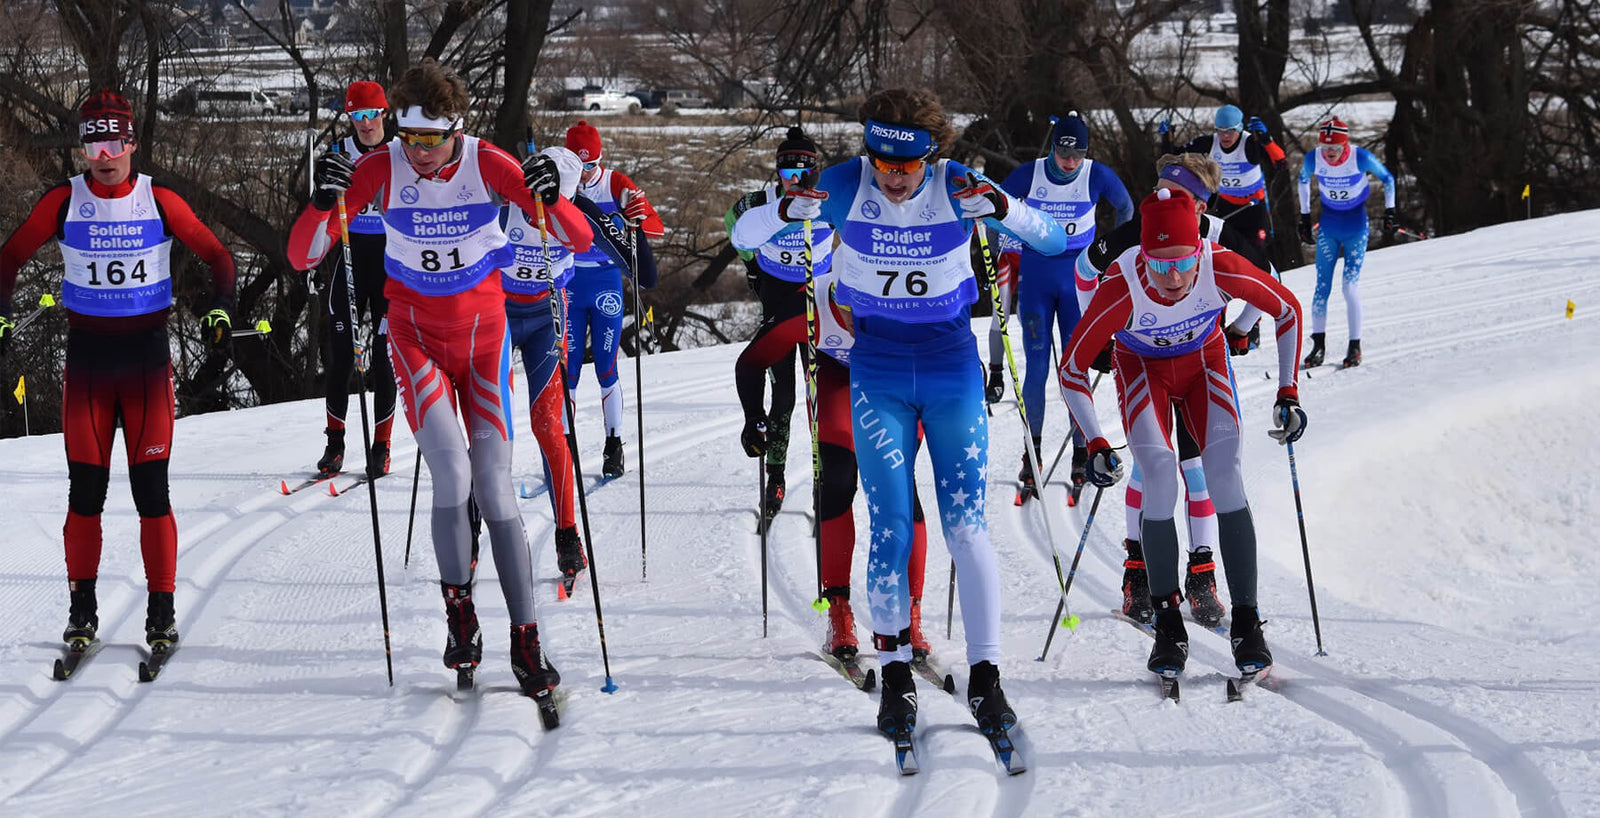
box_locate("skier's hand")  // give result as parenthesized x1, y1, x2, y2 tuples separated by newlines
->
(1090, 341, 1114, 373)
(202, 308, 233, 358)
(1247, 116, 1270, 138)
(1157, 118, 1170, 135)
(777, 185, 826, 223)
(312, 150, 356, 210)
(1226, 320, 1260, 356)
(521, 153, 561, 206)
(0, 314, 13, 358)
(953, 174, 1008, 222)
(1268, 395, 1307, 444)
(1383, 208, 1399, 237)
(740, 417, 768, 458)
(1084, 437, 1124, 488)
(1297, 213, 1313, 244)
(619, 188, 651, 229)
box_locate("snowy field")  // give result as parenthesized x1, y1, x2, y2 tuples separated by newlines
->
(1, 212, 1598, 817)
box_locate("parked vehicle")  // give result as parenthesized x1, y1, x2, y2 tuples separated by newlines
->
(565, 86, 637, 112)
(166, 82, 278, 117)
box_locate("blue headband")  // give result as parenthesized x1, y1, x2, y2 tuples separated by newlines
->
(863, 119, 935, 159)
(1159, 164, 1211, 201)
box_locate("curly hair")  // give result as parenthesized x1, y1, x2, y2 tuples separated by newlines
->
(1156, 152, 1222, 193)
(388, 58, 470, 123)
(858, 88, 956, 158)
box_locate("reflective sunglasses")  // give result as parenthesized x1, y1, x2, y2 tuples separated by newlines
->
(1144, 248, 1202, 277)
(397, 128, 458, 149)
(82, 139, 133, 161)
(777, 167, 810, 183)
(1217, 126, 1243, 134)
(1052, 144, 1087, 161)
(349, 108, 385, 121)
(867, 152, 929, 177)
(582, 161, 599, 172)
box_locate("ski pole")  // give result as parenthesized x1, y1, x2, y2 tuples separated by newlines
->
(1037, 484, 1106, 661)
(1040, 371, 1103, 487)
(944, 559, 955, 640)
(1286, 439, 1327, 656)
(332, 140, 393, 686)
(802, 216, 826, 612)
(759, 454, 769, 637)
(13, 292, 57, 335)
(628, 224, 649, 581)
(403, 449, 421, 568)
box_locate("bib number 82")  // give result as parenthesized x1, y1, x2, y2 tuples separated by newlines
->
(877, 269, 927, 297)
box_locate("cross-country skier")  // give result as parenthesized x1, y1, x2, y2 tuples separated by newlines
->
(997, 111, 1132, 503)
(310, 81, 397, 479)
(1059, 186, 1304, 682)
(1297, 117, 1397, 369)
(1162, 105, 1287, 259)
(724, 127, 827, 523)
(562, 121, 663, 479)
(287, 59, 592, 697)
(0, 90, 236, 655)
(1077, 153, 1272, 627)
(732, 88, 1068, 746)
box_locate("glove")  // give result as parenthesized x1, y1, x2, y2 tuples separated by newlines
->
(740, 417, 768, 458)
(1268, 395, 1307, 444)
(1090, 341, 1114, 374)
(312, 150, 356, 210)
(1226, 320, 1261, 356)
(1084, 438, 1124, 488)
(1247, 116, 1270, 137)
(521, 153, 561, 206)
(0, 314, 13, 358)
(201, 308, 232, 356)
(952, 174, 1008, 221)
(1383, 208, 1398, 236)
(1157, 118, 1170, 135)
(741, 257, 762, 296)
(1298, 213, 1313, 244)
(777, 186, 827, 223)
(619, 188, 651, 229)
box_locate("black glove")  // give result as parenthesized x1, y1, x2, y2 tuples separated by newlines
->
(1247, 116, 1270, 138)
(1298, 213, 1313, 244)
(312, 150, 356, 210)
(201, 308, 232, 358)
(1383, 208, 1398, 236)
(740, 417, 768, 458)
(1226, 320, 1261, 356)
(1090, 342, 1114, 374)
(1268, 396, 1307, 444)
(522, 153, 561, 206)
(1084, 439, 1124, 488)
(742, 257, 762, 296)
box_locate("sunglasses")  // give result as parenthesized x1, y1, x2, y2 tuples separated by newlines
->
(1052, 145, 1087, 161)
(350, 108, 385, 121)
(582, 161, 599, 172)
(397, 129, 458, 149)
(867, 153, 929, 177)
(1217, 126, 1243, 134)
(1144, 248, 1202, 277)
(777, 167, 811, 182)
(82, 139, 133, 161)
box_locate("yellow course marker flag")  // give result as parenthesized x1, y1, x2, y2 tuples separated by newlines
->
(1567, 300, 1576, 320)
(1522, 184, 1531, 200)
(13, 375, 24, 404)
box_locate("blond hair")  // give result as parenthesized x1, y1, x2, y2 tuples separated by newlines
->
(1155, 152, 1222, 193)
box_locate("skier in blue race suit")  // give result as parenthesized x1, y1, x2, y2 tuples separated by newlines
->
(1296, 116, 1397, 369)
(998, 111, 1131, 500)
(732, 89, 1067, 745)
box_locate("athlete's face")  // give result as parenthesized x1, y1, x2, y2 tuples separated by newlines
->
(581, 162, 602, 185)
(871, 164, 924, 203)
(352, 113, 386, 147)
(401, 130, 460, 176)
(1320, 143, 1347, 163)
(1053, 151, 1085, 175)
(86, 143, 135, 186)
(1144, 244, 1200, 301)
(1217, 128, 1242, 150)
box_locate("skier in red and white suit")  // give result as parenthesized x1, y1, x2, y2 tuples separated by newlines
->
(1057, 187, 1306, 677)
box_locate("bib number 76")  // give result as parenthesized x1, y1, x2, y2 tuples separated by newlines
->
(877, 269, 928, 296)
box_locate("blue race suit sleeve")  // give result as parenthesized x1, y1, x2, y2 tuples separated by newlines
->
(1298, 152, 1317, 213)
(576, 194, 658, 288)
(944, 160, 1067, 256)
(1356, 148, 1397, 208)
(1090, 161, 1135, 226)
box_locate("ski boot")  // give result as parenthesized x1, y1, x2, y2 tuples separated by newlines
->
(825, 595, 858, 661)
(984, 364, 1004, 404)
(877, 660, 918, 738)
(144, 591, 179, 651)
(1185, 548, 1226, 628)
(967, 660, 1017, 735)
(1068, 444, 1089, 505)
(1230, 606, 1273, 674)
(1015, 451, 1038, 505)
(366, 437, 391, 479)
(316, 429, 345, 477)
(602, 434, 625, 479)
(441, 582, 483, 671)
(555, 526, 587, 577)
(510, 623, 561, 694)
(762, 468, 786, 523)
(1147, 593, 1189, 675)
(909, 596, 931, 662)
(63, 579, 99, 648)
(1342, 339, 1362, 368)
(1121, 540, 1153, 624)
(1302, 332, 1326, 369)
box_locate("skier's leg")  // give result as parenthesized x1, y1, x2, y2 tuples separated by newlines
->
(1184, 344, 1256, 608)
(1116, 350, 1182, 599)
(592, 267, 626, 436)
(323, 257, 354, 435)
(1311, 228, 1338, 335)
(1174, 415, 1217, 553)
(61, 332, 120, 589)
(850, 358, 920, 666)
(463, 325, 540, 626)
(1053, 276, 1086, 448)
(1342, 226, 1368, 341)
(121, 332, 178, 595)
(513, 309, 575, 529)
(1017, 270, 1052, 440)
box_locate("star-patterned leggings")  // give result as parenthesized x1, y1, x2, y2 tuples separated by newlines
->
(851, 333, 1002, 668)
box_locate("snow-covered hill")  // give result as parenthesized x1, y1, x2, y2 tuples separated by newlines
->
(1, 213, 1597, 817)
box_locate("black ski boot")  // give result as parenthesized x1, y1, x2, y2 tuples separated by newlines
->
(602, 434, 625, 479)
(63, 579, 98, 647)
(762, 468, 786, 521)
(984, 364, 1004, 404)
(555, 526, 587, 576)
(1342, 339, 1362, 368)
(967, 660, 1017, 735)
(144, 591, 179, 651)
(317, 428, 345, 477)
(441, 583, 483, 670)
(366, 437, 391, 479)
(1016, 451, 1037, 503)
(877, 660, 918, 738)
(1068, 444, 1089, 503)
(1121, 540, 1153, 624)
(510, 623, 561, 694)
(1230, 606, 1273, 674)
(1185, 548, 1226, 628)
(1147, 593, 1189, 675)
(1302, 332, 1326, 369)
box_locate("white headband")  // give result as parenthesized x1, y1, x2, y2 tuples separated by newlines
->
(395, 106, 462, 131)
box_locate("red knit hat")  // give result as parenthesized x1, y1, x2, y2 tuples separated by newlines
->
(566, 120, 602, 163)
(345, 81, 388, 113)
(1318, 117, 1349, 146)
(1140, 188, 1200, 252)
(78, 90, 134, 143)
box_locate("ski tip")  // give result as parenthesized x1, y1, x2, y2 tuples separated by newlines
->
(327, 481, 339, 497)
(942, 674, 955, 694)
(138, 661, 153, 683)
(556, 582, 569, 601)
(1226, 679, 1242, 702)
(600, 677, 619, 694)
(52, 658, 67, 681)
(279, 479, 291, 495)
(865, 668, 878, 692)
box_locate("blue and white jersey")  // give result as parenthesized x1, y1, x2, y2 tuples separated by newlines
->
(573, 167, 620, 269)
(833, 159, 975, 322)
(1311, 149, 1370, 211)
(59, 174, 173, 317)
(1211, 135, 1265, 198)
(341, 136, 387, 234)
(753, 185, 835, 282)
(380, 135, 510, 296)
(1023, 158, 1098, 250)
(1111, 244, 1225, 358)
(501, 203, 575, 296)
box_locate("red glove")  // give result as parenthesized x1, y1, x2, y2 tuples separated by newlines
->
(620, 189, 652, 228)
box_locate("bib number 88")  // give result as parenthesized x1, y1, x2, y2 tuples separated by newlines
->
(877, 269, 927, 296)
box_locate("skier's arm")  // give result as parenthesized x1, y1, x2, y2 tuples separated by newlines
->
(731, 163, 852, 251)
(610, 171, 665, 238)
(152, 186, 237, 311)
(1247, 136, 1287, 170)
(1092, 162, 1135, 227)
(1216, 221, 1273, 333)
(0, 184, 70, 317)
(1358, 148, 1397, 209)
(1298, 153, 1316, 214)
(1057, 271, 1132, 444)
(286, 152, 386, 270)
(480, 142, 593, 254)
(1075, 220, 1136, 315)
(946, 161, 1067, 256)
(1215, 252, 1302, 399)
(722, 191, 763, 263)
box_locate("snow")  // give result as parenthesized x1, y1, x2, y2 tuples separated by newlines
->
(2, 212, 1598, 816)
